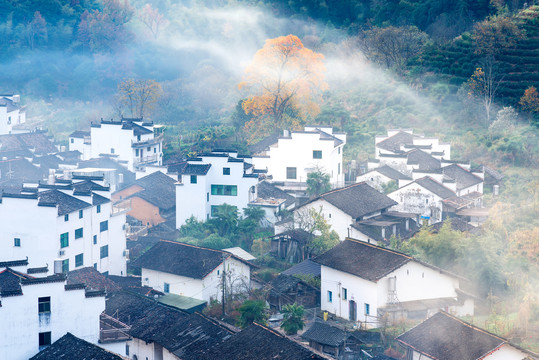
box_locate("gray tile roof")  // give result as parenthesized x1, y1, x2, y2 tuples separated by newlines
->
(314, 238, 411, 282)
(248, 131, 281, 154)
(126, 171, 176, 210)
(282, 259, 321, 277)
(406, 149, 441, 171)
(69, 130, 90, 139)
(131, 240, 239, 279)
(415, 177, 455, 199)
(29, 333, 124, 360)
(376, 131, 415, 152)
(199, 323, 328, 360)
(442, 164, 482, 191)
(257, 181, 296, 207)
(302, 182, 398, 220)
(302, 321, 351, 347)
(38, 189, 93, 216)
(168, 161, 212, 175)
(371, 165, 411, 180)
(396, 312, 509, 360)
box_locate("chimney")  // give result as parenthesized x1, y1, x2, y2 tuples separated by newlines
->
(48, 169, 56, 185)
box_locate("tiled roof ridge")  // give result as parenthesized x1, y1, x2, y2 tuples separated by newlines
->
(159, 239, 231, 257)
(320, 182, 366, 198)
(345, 237, 412, 260)
(0, 258, 28, 268)
(0, 267, 35, 279)
(445, 163, 483, 181)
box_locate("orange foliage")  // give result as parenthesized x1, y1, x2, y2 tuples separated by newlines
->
(239, 35, 327, 143)
(519, 86, 539, 114)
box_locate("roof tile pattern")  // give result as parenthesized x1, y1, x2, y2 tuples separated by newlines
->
(396, 312, 506, 360)
(314, 238, 411, 282)
(29, 332, 124, 360)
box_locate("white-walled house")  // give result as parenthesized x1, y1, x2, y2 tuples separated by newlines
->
(356, 165, 412, 191)
(132, 240, 253, 303)
(69, 117, 163, 172)
(375, 129, 451, 160)
(397, 312, 538, 360)
(0, 94, 26, 135)
(388, 176, 456, 225)
(250, 126, 346, 187)
(0, 267, 105, 360)
(293, 182, 398, 240)
(173, 151, 259, 228)
(314, 238, 473, 327)
(0, 176, 128, 276)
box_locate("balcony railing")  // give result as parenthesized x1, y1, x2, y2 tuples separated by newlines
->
(131, 133, 164, 148)
(99, 313, 131, 343)
(112, 199, 131, 216)
(133, 154, 159, 167)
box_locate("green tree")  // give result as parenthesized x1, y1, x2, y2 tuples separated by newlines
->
(238, 206, 267, 250)
(295, 207, 340, 257)
(206, 204, 239, 238)
(281, 303, 305, 335)
(238, 300, 268, 328)
(306, 169, 331, 198)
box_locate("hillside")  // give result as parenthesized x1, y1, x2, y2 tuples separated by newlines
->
(411, 6, 539, 105)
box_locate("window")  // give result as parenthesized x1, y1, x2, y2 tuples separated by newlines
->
(62, 259, 69, 273)
(75, 253, 84, 267)
(313, 150, 322, 159)
(147, 146, 151, 151)
(97, 204, 101, 213)
(211, 205, 220, 217)
(79, 210, 83, 219)
(38, 297, 51, 313)
(342, 288, 347, 300)
(126, 344, 130, 356)
(7, 116, 11, 125)
(39, 332, 51, 348)
(365, 303, 370, 315)
(93, 235, 97, 244)
(328, 290, 333, 303)
(426, 199, 429, 204)
(153, 147, 156, 153)
(100, 245, 109, 259)
(190, 175, 197, 184)
(286, 167, 297, 180)
(111, 148, 115, 154)
(14, 238, 20, 247)
(206, 192, 209, 202)
(100, 220, 108, 232)
(164, 283, 170, 293)
(75, 228, 83, 239)
(70, 138, 74, 143)
(338, 147, 341, 154)
(93, 263, 97, 270)
(60, 232, 69, 248)
(135, 149, 139, 156)
(338, 163, 341, 174)
(64, 214, 69, 222)
(211, 185, 237, 196)
(223, 167, 230, 175)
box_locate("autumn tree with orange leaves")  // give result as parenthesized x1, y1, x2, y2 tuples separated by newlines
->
(239, 35, 327, 143)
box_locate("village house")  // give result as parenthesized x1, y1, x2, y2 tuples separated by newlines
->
(397, 311, 539, 360)
(314, 238, 474, 327)
(0, 94, 25, 135)
(29, 332, 124, 360)
(0, 175, 128, 275)
(301, 321, 372, 359)
(0, 130, 58, 159)
(131, 240, 253, 303)
(0, 263, 105, 360)
(112, 171, 176, 229)
(267, 274, 319, 311)
(198, 322, 330, 360)
(293, 182, 398, 240)
(356, 165, 412, 191)
(172, 150, 259, 228)
(250, 126, 346, 187)
(251, 180, 296, 226)
(375, 129, 451, 160)
(69, 117, 164, 172)
(102, 290, 234, 359)
(388, 176, 456, 225)
(350, 211, 420, 246)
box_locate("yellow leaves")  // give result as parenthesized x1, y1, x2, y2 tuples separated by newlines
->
(238, 34, 328, 143)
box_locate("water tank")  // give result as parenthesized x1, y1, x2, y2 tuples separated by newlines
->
(388, 276, 396, 292)
(54, 259, 63, 274)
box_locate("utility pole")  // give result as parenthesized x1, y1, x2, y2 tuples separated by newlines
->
(222, 254, 226, 317)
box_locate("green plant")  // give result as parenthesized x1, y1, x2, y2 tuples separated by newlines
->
(281, 303, 305, 335)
